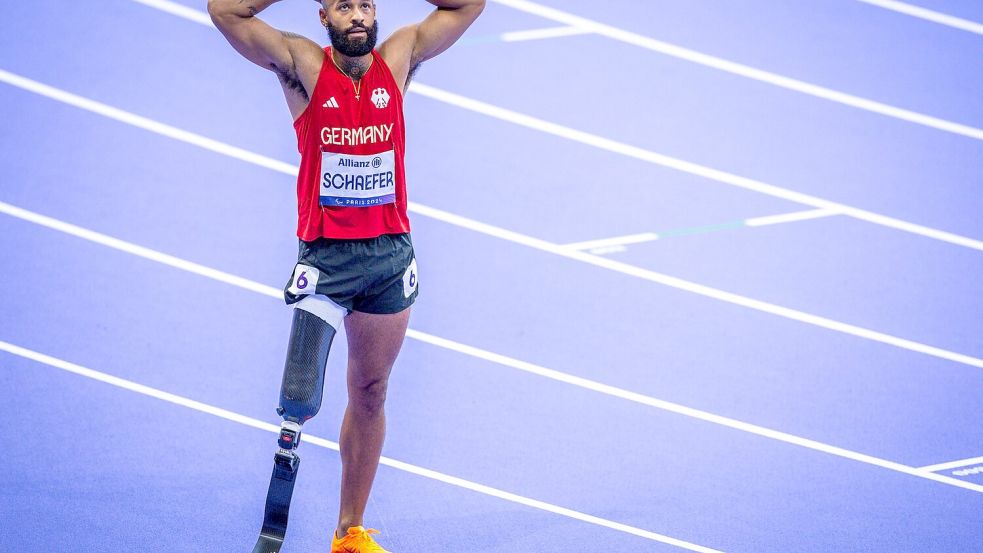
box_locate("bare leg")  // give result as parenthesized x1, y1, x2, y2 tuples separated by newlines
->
(335, 308, 411, 537)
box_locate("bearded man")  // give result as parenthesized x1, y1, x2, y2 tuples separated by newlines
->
(206, 1, 485, 551)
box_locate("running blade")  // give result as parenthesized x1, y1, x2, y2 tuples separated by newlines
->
(251, 451, 300, 552)
(251, 533, 284, 553)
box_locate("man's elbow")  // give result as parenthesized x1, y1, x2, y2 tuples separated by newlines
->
(458, 0, 485, 18)
(207, 0, 240, 22)
(206, 0, 223, 16)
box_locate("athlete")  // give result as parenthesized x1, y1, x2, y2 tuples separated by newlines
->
(206, 1, 485, 551)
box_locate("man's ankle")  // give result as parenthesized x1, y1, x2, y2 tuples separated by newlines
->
(335, 524, 361, 539)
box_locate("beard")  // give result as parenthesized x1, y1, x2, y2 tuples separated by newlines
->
(327, 20, 379, 57)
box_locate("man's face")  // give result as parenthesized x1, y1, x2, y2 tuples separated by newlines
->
(321, 0, 379, 57)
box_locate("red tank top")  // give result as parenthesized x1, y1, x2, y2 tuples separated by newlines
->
(293, 48, 410, 240)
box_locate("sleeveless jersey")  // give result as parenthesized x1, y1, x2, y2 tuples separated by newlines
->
(293, 48, 410, 240)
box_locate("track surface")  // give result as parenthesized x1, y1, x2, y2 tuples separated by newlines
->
(2, 1, 982, 551)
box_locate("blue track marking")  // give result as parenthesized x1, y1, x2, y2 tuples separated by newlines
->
(945, 465, 983, 485)
(611, 215, 983, 357)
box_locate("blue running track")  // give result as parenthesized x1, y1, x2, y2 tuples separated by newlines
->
(1, 1, 982, 551)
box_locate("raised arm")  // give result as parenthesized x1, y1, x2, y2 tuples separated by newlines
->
(208, 0, 315, 71)
(208, 0, 324, 113)
(379, 0, 486, 90)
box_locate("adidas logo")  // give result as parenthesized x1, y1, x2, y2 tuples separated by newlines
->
(322, 97, 339, 108)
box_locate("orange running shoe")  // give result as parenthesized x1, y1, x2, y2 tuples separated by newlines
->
(331, 526, 391, 553)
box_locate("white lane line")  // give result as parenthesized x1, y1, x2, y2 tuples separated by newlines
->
(132, 0, 215, 27)
(402, 333, 983, 495)
(0, 69, 296, 177)
(501, 26, 593, 42)
(858, 0, 983, 36)
(586, 245, 627, 255)
(0, 201, 284, 299)
(487, 0, 983, 142)
(132, 0, 592, 45)
(123, 0, 983, 252)
(4, 200, 983, 496)
(0, 342, 722, 552)
(563, 232, 659, 251)
(919, 455, 983, 473)
(3, 73, 982, 370)
(745, 208, 841, 227)
(409, 202, 983, 370)
(408, 83, 983, 252)
(564, 208, 840, 253)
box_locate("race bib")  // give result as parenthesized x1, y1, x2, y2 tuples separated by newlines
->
(402, 258, 418, 298)
(288, 264, 320, 296)
(320, 149, 396, 208)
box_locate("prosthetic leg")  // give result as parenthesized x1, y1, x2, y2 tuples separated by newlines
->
(252, 297, 344, 553)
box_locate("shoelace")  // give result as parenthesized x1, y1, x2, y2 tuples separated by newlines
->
(342, 527, 387, 552)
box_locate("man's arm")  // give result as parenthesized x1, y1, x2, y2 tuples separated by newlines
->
(379, 0, 486, 90)
(207, 1, 321, 89)
(409, 0, 486, 66)
(210, 0, 296, 70)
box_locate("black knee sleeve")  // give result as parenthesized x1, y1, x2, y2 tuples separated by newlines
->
(277, 308, 336, 423)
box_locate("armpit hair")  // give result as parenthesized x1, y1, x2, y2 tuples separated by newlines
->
(280, 30, 308, 41)
(271, 62, 309, 101)
(270, 31, 311, 100)
(407, 61, 423, 86)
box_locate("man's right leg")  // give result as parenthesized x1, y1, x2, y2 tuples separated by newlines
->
(252, 295, 347, 553)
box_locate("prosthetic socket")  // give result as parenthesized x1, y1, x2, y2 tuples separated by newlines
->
(275, 306, 335, 466)
(252, 307, 336, 553)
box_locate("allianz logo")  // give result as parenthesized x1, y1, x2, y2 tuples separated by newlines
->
(337, 157, 383, 168)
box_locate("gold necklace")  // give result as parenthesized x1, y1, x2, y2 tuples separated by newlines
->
(331, 52, 369, 101)
(351, 76, 362, 101)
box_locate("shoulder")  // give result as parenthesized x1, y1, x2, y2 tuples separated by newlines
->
(378, 25, 419, 93)
(284, 32, 327, 72)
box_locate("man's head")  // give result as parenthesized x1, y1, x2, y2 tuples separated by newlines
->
(319, 0, 379, 57)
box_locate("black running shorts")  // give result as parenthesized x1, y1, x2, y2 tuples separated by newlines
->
(283, 233, 418, 315)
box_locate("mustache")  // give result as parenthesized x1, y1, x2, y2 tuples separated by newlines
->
(347, 24, 368, 33)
